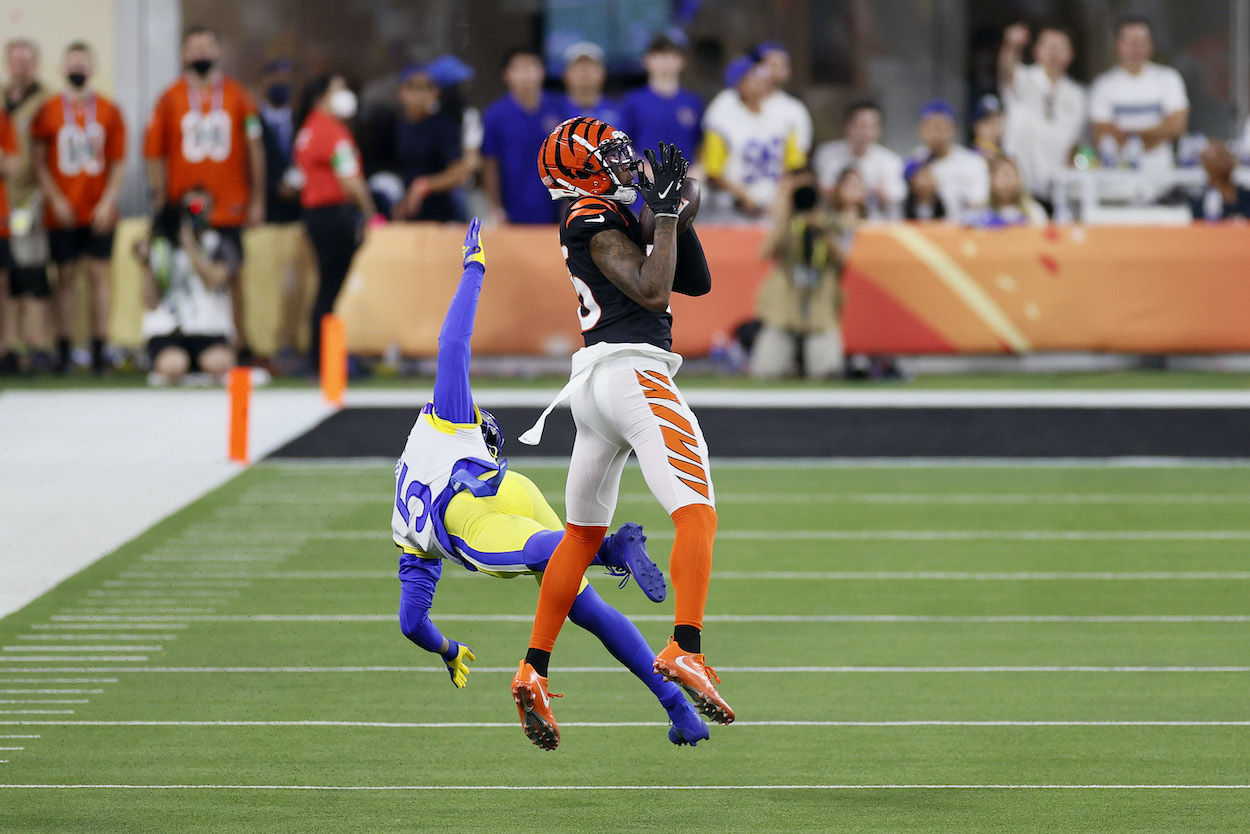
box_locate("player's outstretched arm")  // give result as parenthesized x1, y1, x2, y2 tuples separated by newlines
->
(431, 217, 487, 424)
(398, 555, 477, 688)
(672, 227, 711, 297)
(588, 143, 688, 312)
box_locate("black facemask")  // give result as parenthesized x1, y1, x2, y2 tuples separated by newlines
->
(67, 72, 88, 89)
(188, 59, 215, 77)
(792, 185, 819, 212)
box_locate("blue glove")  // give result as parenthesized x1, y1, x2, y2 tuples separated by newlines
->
(441, 640, 476, 688)
(461, 217, 485, 270)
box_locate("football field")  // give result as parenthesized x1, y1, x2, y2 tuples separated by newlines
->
(2, 461, 1248, 832)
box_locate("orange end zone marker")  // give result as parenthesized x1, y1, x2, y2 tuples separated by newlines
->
(227, 366, 251, 464)
(321, 313, 347, 408)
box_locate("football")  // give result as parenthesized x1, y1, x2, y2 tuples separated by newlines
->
(639, 177, 701, 244)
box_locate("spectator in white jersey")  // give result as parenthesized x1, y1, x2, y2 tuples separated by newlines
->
(812, 100, 906, 221)
(998, 22, 1087, 212)
(1089, 16, 1188, 174)
(907, 99, 989, 221)
(749, 41, 813, 156)
(701, 57, 807, 222)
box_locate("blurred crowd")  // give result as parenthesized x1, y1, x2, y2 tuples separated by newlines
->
(1, 16, 1248, 380)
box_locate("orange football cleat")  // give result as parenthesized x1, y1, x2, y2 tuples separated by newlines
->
(511, 661, 562, 750)
(653, 638, 735, 725)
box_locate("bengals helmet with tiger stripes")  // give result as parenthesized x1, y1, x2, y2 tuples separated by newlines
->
(538, 117, 641, 203)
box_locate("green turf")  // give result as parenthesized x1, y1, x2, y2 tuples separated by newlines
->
(2, 463, 1248, 832)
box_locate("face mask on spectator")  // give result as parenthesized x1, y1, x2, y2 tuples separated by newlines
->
(266, 83, 291, 107)
(188, 58, 215, 77)
(67, 72, 88, 89)
(328, 88, 358, 120)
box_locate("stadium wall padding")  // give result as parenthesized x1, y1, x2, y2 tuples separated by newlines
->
(106, 221, 1250, 357)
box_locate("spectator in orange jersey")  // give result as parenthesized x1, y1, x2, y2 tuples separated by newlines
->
(0, 108, 19, 374)
(31, 42, 126, 375)
(144, 25, 265, 360)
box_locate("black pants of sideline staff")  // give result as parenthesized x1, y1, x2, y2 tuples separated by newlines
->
(303, 203, 360, 372)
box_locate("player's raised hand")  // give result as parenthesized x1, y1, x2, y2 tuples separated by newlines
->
(639, 142, 688, 217)
(443, 641, 476, 688)
(461, 216, 486, 270)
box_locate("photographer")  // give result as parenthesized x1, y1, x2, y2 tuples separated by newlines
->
(749, 169, 858, 379)
(133, 188, 238, 385)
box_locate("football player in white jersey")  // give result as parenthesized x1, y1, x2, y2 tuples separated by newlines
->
(392, 218, 708, 748)
(512, 118, 733, 751)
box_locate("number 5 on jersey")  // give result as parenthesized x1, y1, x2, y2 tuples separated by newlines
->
(395, 461, 432, 532)
(561, 244, 601, 331)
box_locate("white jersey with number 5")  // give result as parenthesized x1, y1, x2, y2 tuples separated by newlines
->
(391, 404, 497, 562)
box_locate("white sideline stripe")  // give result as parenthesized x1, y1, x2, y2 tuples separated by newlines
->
(44, 614, 1250, 625)
(1, 783, 1247, 791)
(0, 657, 148, 663)
(712, 571, 1250, 581)
(1, 666, 1244, 674)
(59, 609, 212, 616)
(3, 647, 162, 652)
(0, 690, 103, 694)
(302, 529, 1250, 542)
(0, 748, 23, 751)
(4, 719, 1247, 729)
(16, 635, 179, 642)
(0, 736, 40, 739)
(31, 624, 187, 631)
(0, 700, 87, 704)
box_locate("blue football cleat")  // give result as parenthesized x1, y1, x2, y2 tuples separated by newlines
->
(666, 697, 710, 746)
(602, 522, 667, 603)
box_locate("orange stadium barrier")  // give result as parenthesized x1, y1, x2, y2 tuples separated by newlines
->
(107, 221, 1250, 357)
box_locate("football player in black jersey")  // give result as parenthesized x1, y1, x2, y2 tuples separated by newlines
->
(511, 117, 732, 750)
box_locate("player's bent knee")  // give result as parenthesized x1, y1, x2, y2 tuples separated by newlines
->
(155, 347, 191, 381)
(198, 345, 236, 378)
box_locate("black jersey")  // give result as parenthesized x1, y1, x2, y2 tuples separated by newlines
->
(559, 196, 673, 351)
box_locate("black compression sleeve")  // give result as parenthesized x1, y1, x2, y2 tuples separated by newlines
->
(671, 227, 712, 297)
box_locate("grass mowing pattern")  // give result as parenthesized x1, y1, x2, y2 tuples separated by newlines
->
(1, 463, 1248, 831)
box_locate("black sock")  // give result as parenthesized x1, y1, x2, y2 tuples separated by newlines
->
(673, 625, 701, 654)
(57, 338, 71, 371)
(525, 648, 551, 678)
(90, 338, 105, 371)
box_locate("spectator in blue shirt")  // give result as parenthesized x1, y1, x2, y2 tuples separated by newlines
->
(481, 48, 567, 224)
(561, 42, 623, 126)
(391, 64, 469, 222)
(619, 35, 703, 161)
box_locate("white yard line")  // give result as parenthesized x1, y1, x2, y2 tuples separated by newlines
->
(301, 529, 1250, 542)
(711, 571, 1250, 580)
(0, 719, 1243, 728)
(15, 636, 179, 642)
(3, 647, 162, 652)
(0, 679, 118, 683)
(44, 614, 1250, 624)
(0, 690, 104, 694)
(31, 624, 186, 631)
(0, 657, 149, 663)
(0, 700, 88, 704)
(0, 710, 75, 715)
(0, 666, 1244, 674)
(82, 570, 1250, 582)
(0, 783, 1246, 791)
